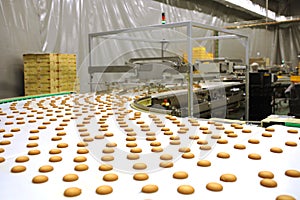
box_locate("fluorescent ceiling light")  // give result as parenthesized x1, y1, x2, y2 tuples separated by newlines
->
(217, 0, 287, 21)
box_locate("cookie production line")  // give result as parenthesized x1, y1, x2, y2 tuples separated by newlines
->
(0, 92, 299, 200)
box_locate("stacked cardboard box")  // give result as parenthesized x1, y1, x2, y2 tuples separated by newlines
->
(183, 46, 214, 64)
(23, 53, 78, 96)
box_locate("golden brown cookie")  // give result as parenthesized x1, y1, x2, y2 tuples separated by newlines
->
(220, 174, 237, 182)
(49, 149, 61, 154)
(160, 154, 173, 160)
(258, 171, 274, 179)
(285, 141, 297, 147)
(248, 139, 260, 144)
(270, 147, 283, 153)
(260, 179, 277, 188)
(101, 156, 114, 161)
(217, 152, 230, 159)
(248, 153, 261, 160)
(159, 161, 173, 168)
(133, 163, 147, 170)
(197, 160, 211, 167)
(11, 165, 26, 173)
(96, 185, 113, 195)
(73, 156, 87, 162)
(39, 165, 54, 173)
(177, 185, 195, 195)
(234, 144, 246, 150)
(141, 184, 158, 193)
(178, 147, 191, 153)
(74, 164, 89, 171)
(173, 171, 188, 179)
(64, 187, 81, 197)
(49, 156, 62, 162)
(287, 129, 298, 134)
(32, 175, 48, 184)
(133, 173, 149, 181)
(285, 169, 300, 178)
(276, 195, 296, 200)
(28, 149, 41, 155)
(206, 182, 223, 191)
(15, 156, 29, 163)
(182, 152, 194, 159)
(103, 173, 118, 182)
(99, 164, 113, 171)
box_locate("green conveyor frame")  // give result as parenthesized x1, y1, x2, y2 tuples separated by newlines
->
(0, 92, 74, 104)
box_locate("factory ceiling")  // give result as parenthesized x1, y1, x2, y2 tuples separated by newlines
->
(155, 0, 300, 23)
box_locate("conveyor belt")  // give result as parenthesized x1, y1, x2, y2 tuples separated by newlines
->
(0, 92, 299, 199)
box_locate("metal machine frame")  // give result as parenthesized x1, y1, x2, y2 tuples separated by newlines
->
(88, 21, 249, 119)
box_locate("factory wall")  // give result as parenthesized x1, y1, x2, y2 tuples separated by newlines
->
(0, 0, 299, 98)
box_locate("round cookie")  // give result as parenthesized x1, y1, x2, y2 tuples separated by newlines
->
(127, 154, 140, 160)
(220, 174, 237, 182)
(77, 148, 89, 154)
(27, 143, 38, 148)
(133, 163, 147, 170)
(64, 187, 81, 197)
(197, 160, 211, 167)
(177, 185, 194, 195)
(258, 171, 274, 179)
(173, 171, 188, 179)
(182, 152, 194, 159)
(248, 139, 260, 144)
(217, 152, 230, 159)
(74, 164, 89, 171)
(103, 173, 118, 182)
(96, 185, 113, 195)
(206, 182, 223, 191)
(73, 156, 87, 162)
(101, 156, 114, 161)
(0, 140, 11, 145)
(49, 156, 62, 162)
(179, 147, 191, 153)
(151, 147, 163, 152)
(15, 156, 29, 163)
(32, 175, 48, 184)
(248, 153, 261, 160)
(262, 132, 272, 137)
(200, 145, 212, 150)
(141, 184, 158, 193)
(28, 149, 41, 155)
(260, 179, 277, 188)
(270, 147, 283, 153)
(39, 165, 54, 173)
(276, 195, 296, 200)
(57, 143, 68, 148)
(265, 127, 275, 132)
(159, 161, 174, 168)
(234, 144, 246, 150)
(0, 157, 5, 163)
(133, 173, 149, 181)
(217, 139, 228, 144)
(160, 154, 173, 160)
(285, 169, 300, 178)
(130, 147, 142, 153)
(11, 165, 26, 173)
(99, 164, 113, 171)
(3, 133, 14, 138)
(49, 149, 62, 154)
(287, 129, 298, 134)
(102, 148, 114, 154)
(285, 141, 297, 147)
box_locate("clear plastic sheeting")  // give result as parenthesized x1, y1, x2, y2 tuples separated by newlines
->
(0, 0, 299, 98)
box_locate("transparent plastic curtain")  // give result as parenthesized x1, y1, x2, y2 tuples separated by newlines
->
(0, 0, 226, 95)
(1, 0, 299, 98)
